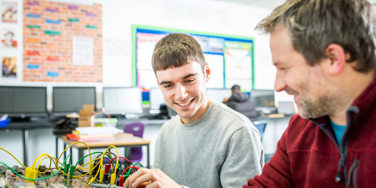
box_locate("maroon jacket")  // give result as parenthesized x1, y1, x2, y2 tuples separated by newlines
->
(244, 76, 376, 188)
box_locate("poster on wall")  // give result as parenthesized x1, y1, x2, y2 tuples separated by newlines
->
(133, 25, 254, 90)
(225, 41, 253, 91)
(1, 1, 18, 24)
(1, 56, 17, 77)
(73, 36, 94, 66)
(0, 27, 17, 49)
(136, 32, 166, 89)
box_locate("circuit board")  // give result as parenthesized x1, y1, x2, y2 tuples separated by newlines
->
(0, 145, 143, 188)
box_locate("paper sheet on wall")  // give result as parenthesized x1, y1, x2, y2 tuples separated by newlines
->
(225, 42, 252, 90)
(137, 33, 165, 88)
(73, 36, 94, 66)
(1, 1, 18, 24)
(205, 53, 224, 88)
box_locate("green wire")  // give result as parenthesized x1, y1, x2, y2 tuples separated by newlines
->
(0, 154, 70, 181)
(131, 162, 143, 168)
(124, 162, 144, 176)
(72, 151, 115, 181)
(74, 152, 103, 167)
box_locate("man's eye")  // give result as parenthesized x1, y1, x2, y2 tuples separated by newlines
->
(163, 84, 172, 88)
(185, 79, 195, 83)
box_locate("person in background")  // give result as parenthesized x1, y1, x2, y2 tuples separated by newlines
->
(245, 0, 376, 187)
(125, 33, 264, 188)
(226, 84, 259, 122)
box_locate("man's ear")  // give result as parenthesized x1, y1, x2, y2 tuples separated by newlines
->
(325, 44, 346, 75)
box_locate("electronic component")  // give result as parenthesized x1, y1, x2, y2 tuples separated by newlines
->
(0, 144, 144, 187)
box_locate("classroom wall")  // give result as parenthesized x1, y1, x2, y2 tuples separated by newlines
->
(102, 0, 276, 89)
(1, 0, 277, 88)
(0, 0, 292, 166)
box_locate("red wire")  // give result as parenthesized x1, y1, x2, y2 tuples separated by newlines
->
(110, 156, 130, 164)
(121, 166, 139, 176)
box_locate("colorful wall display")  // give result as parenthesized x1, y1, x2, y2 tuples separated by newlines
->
(1, 56, 17, 77)
(1, 1, 18, 24)
(0, 27, 17, 48)
(23, 0, 102, 82)
(0, 0, 18, 80)
(132, 25, 255, 91)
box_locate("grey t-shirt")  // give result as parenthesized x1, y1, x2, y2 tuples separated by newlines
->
(154, 101, 264, 188)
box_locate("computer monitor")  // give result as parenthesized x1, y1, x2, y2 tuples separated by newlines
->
(0, 86, 47, 117)
(251, 89, 276, 113)
(207, 88, 231, 103)
(102, 87, 143, 114)
(277, 101, 296, 115)
(251, 89, 275, 107)
(149, 87, 165, 113)
(53, 87, 96, 114)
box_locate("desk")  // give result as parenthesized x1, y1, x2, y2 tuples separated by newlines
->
(60, 133, 151, 168)
(117, 118, 168, 127)
(259, 114, 292, 154)
(0, 120, 54, 166)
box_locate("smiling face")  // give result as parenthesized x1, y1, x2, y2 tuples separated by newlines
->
(156, 61, 210, 124)
(271, 26, 345, 119)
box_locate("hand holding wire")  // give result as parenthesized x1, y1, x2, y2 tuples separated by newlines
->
(124, 168, 181, 188)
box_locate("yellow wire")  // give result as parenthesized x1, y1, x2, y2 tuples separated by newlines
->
(32, 153, 56, 169)
(72, 158, 102, 178)
(76, 157, 101, 170)
(57, 141, 92, 169)
(0, 147, 26, 168)
(58, 157, 102, 178)
(90, 145, 119, 183)
(56, 141, 91, 176)
(108, 145, 119, 175)
(8, 141, 120, 181)
(36, 155, 57, 174)
(1, 144, 122, 185)
(90, 152, 107, 182)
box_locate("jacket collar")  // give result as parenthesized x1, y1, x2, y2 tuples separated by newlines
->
(350, 76, 376, 122)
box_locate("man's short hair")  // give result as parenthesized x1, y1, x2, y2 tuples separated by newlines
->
(231, 84, 241, 93)
(256, 0, 376, 73)
(152, 33, 205, 73)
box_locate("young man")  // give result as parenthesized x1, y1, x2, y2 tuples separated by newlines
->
(245, 0, 376, 187)
(125, 33, 264, 188)
(226, 84, 259, 122)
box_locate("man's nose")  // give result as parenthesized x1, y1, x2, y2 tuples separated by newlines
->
(175, 84, 188, 100)
(274, 72, 287, 92)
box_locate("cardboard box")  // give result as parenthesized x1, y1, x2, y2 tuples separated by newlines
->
(78, 104, 95, 127)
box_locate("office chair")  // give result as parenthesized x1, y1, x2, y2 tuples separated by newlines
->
(123, 122, 145, 162)
(252, 121, 267, 141)
(253, 121, 274, 163)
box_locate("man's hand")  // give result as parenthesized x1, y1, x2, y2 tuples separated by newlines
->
(124, 168, 182, 188)
(223, 97, 229, 103)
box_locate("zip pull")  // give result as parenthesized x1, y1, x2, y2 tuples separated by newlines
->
(335, 155, 346, 183)
(335, 172, 342, 183)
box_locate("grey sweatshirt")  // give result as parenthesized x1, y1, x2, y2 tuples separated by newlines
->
(154, 101, 264, 188)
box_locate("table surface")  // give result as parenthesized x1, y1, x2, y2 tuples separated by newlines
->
(61, 133, 151, 148)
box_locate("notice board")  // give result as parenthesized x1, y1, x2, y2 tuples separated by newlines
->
(132, 25, 255, 91)
(23, 0, 102, 82)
